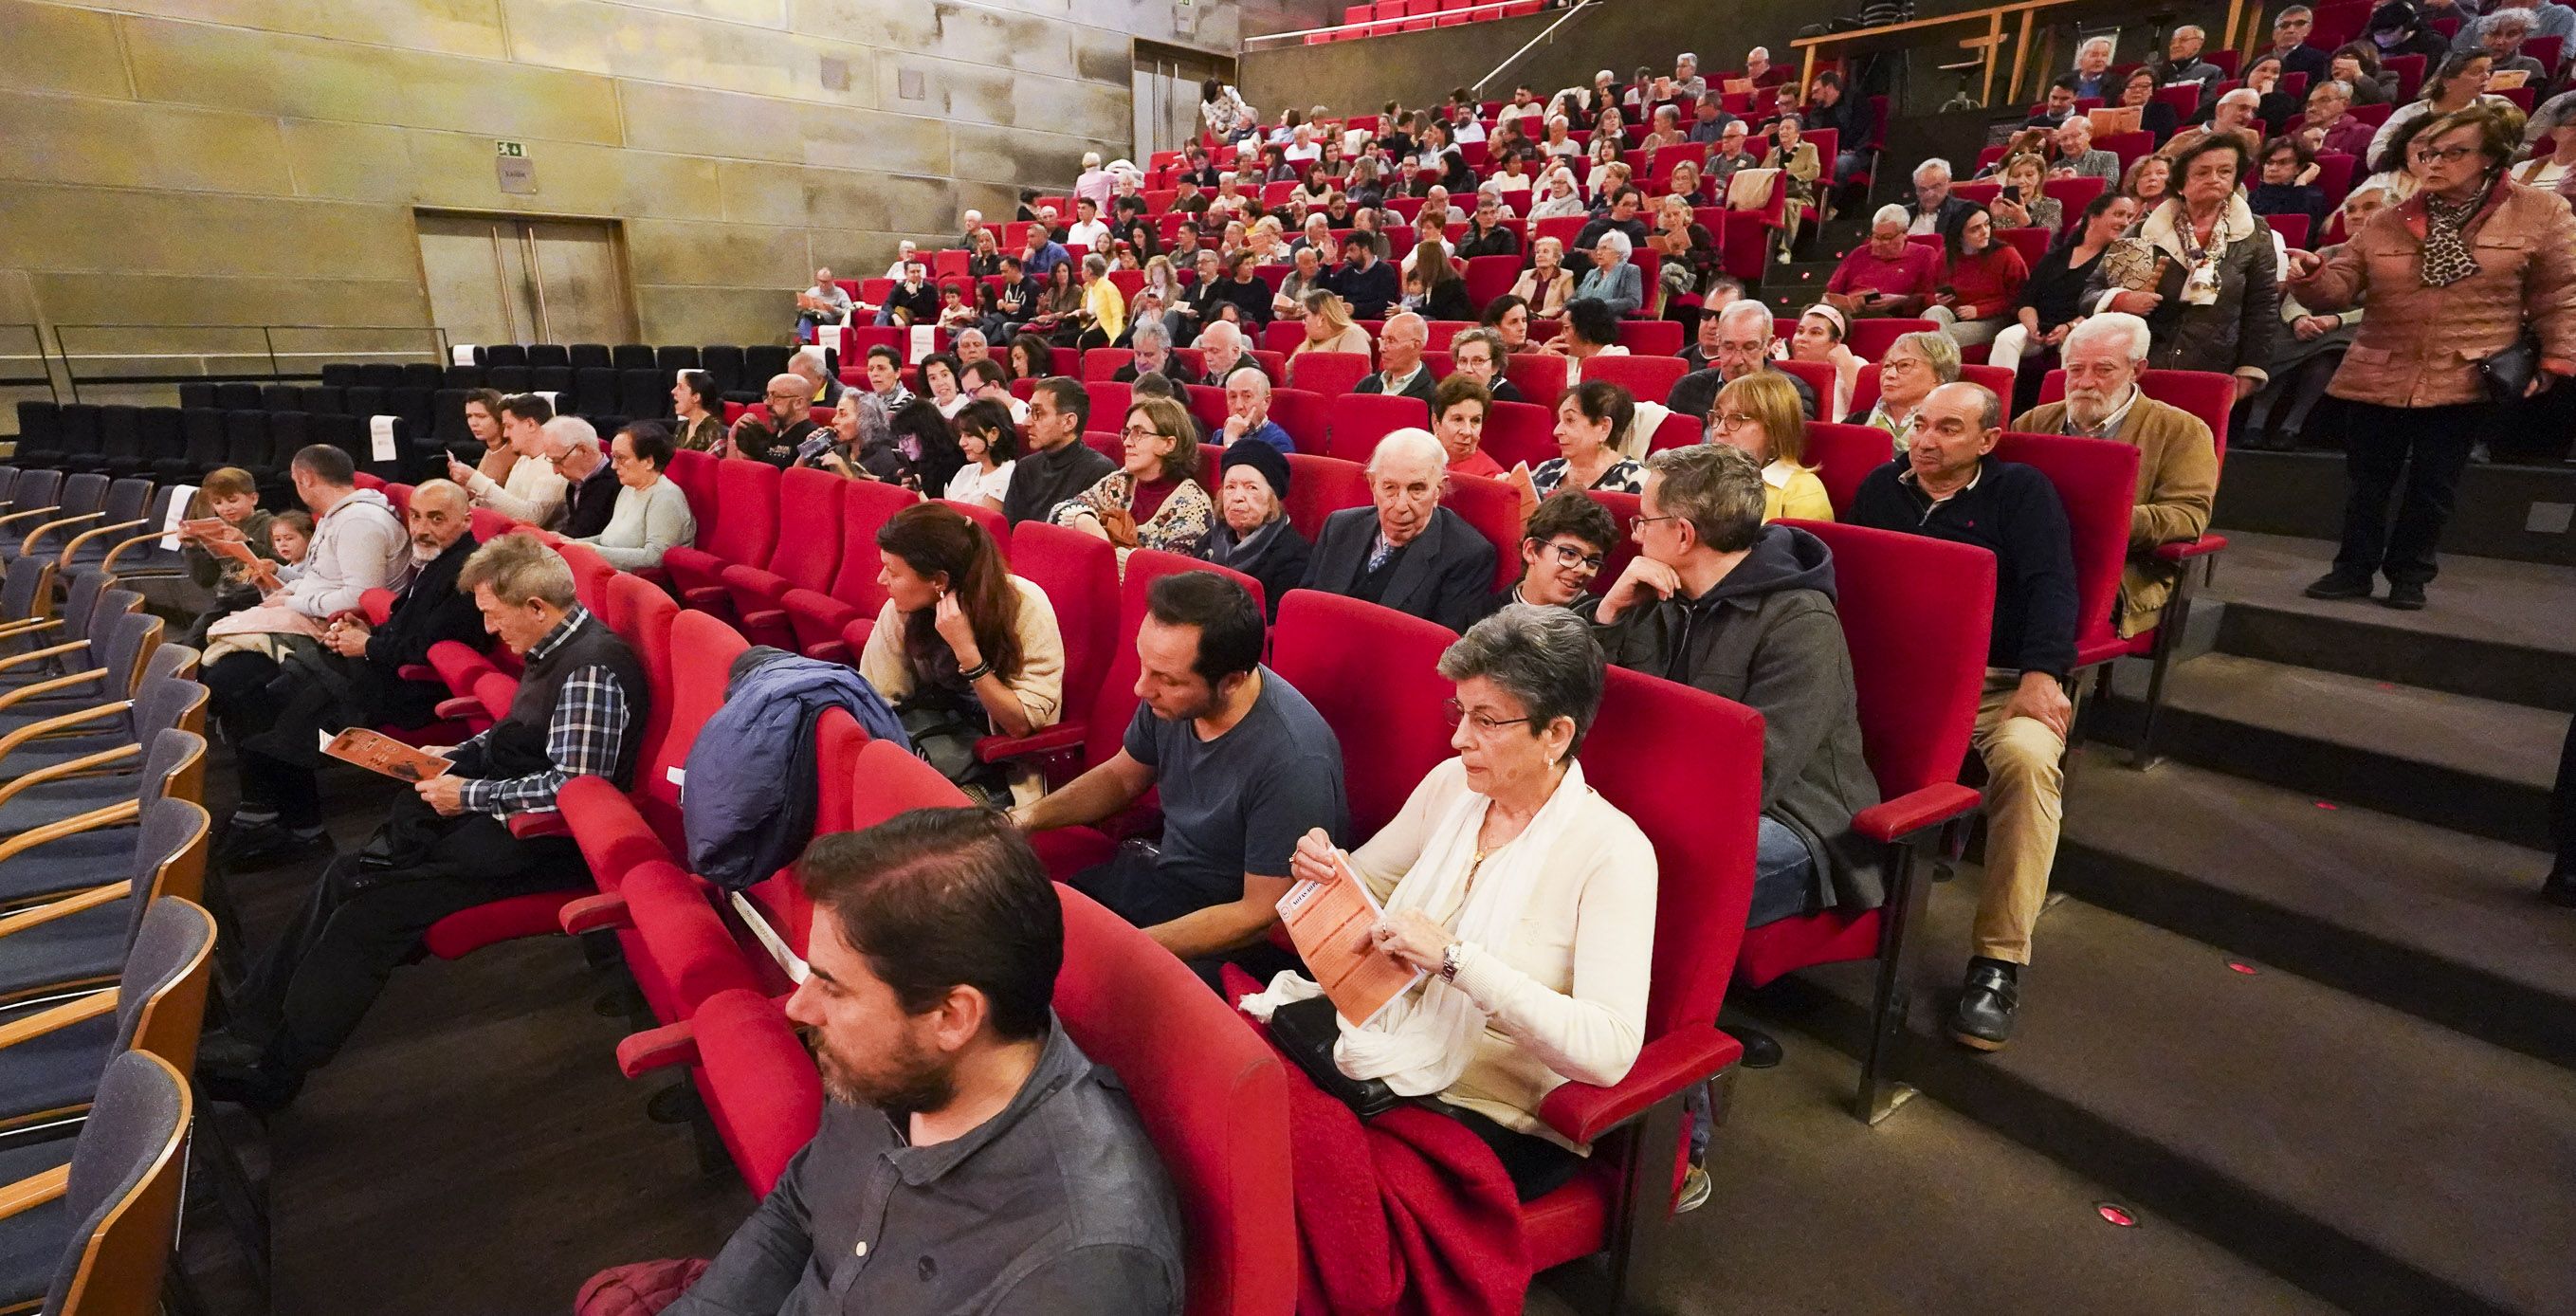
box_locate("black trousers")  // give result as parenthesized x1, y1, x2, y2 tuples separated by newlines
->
(2333, 400, 2486, 586)
(2553, 713, 2575, 881)
(234, 792, 586, 1074)
(213, 649, 441, 830)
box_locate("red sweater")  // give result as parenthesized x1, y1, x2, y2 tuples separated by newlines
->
(1946, 246, 2029, 320)
(1825, 242, 1942, 301)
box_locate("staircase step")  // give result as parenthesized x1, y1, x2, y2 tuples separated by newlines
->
(2094, 652, 2558, 847)
(2205, 532, 2576, 711)
(1751, 867, 2576, 1316)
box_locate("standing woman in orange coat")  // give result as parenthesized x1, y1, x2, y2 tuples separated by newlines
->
(2288, 104, 2576, 610)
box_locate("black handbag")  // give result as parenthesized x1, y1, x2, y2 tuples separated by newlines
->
(2475, 333, 2541, 404)
(1269, 996, 1400, 1119)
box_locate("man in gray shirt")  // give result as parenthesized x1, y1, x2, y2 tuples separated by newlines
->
(662, 809, 1185, 1316)
(795, 265, 854, 345)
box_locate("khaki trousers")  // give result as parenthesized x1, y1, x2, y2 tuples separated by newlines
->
(1971, 670, 2067, 965)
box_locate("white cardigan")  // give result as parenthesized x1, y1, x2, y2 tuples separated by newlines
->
(575, 476, 696, 570)
(1347, 757, 1657, 1151)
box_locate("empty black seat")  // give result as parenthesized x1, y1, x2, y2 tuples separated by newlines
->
(567, 343, 612, 370)
(390, 386, 435, 433)
(530, 366, 572, 395)
(444, 364, 484, 390)
(573, 366, 618, 416)
(356, 362, 402, 391)
(484, 343, 528, 369)
(610, 343, 654, 371)
(744, 344, 792, 381)
(261, 383, 300, 411)
(320, 363, 362, 389)
(137, 408, 186, 482)
(654, 345, 701, 374)
(54, 404, 104, 472)
(432, 389, 470, 448)
(221, 411, 271, 480)
(174, 409, 226, 482)
(526, 343, 571, 370)
(485, 366, 531, 394)
(176, 382, 216, 411)
(616, 368, 666, 421)
(400, 362, 443, 390)
(96, 405, 147, 478)
(11, 401, 61, 467)
(300, 385, 346, 414)
(698, 345, 744, 394)
(213, 382, 261, 411)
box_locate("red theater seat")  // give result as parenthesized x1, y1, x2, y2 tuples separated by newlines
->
(1323, 393, 1431, 463)
(663, 459, 779, 618)
(722, 466, 845, 651)
(779, 480, 918, 664)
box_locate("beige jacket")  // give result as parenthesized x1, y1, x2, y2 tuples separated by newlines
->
(858, 575, 1065, 805)
(2014, 394, 2218, 636)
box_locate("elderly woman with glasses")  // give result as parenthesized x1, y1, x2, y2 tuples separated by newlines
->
(1849, 330, 1962, 450)
(2288, 102, 2576, 609)
(1242, 604, 1656, 1203)
(1050, 395, 1214, 562)
(571, 421, 696, 570)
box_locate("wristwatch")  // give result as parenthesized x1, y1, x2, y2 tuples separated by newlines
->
(1439, 942, 1463, 984)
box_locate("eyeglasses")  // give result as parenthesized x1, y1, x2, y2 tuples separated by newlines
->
(1630, 512, 1683, 537)
(1544, 542, 1606, 573)
(1120, 423, 1167, 440)
(1442, 698, 1535, 735)
(2410, 144, 2479, 164)
(1711, 411, 1761, 430)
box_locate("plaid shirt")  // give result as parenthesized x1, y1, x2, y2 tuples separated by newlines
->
(454, 606, 631, 819)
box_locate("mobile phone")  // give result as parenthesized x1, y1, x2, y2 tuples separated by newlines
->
(2001, 184, 2022, 203)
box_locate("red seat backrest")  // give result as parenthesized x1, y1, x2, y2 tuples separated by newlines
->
(1054, 886, 1294, 1316)
(1581, 354, 1686, 405)
(1501, 353, 1569, 407)
(831, 480, 920, 613)
(767, 466, 845, 590)
(1281, 453, 1371, 541)
(1613, 320, 1682, 356)
(557, 541, 616, 615)
(2036, 367, 2234, 455)
(603, 573, 680, 792)
(1441, 471, 1526, 592)
(1324, 393, 1432, 463)
(1463, 255, 1521, 310)
(1846, 318, 1939, 362)
(667, 449, 720, 542)
(1585, 487, 1643, 585)
(1084, 348, 1136, 381)
(1261, 321, 1307, 355)
(1267, 388, 1329, 452)
(645, 611, 749, 844)
(1581, 667, 1763, 1037)
(706, 459, 780, 569)
(1270, 592, 1457, 837)
(1005, 521, 1118, 733)
(1084, 381, 1133, 430)
(1805, 421, 1898, 515)
(1480, 398, 1558, 469)
(1993, 431, 2140, 664)
(1288, 351, 1372, 396)
(1770, 358, 1838, 417)
(1787, 521, 1993, 796)
(469, 505, 518, 541)
(938, 498, 1009, 546)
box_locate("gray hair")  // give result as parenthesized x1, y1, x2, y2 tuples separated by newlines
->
(1366, 427, 1448, 475)
(460, 531, 577, 609)
(2220, 86, 2261, 109)
(1222, 364, 1270, 396)
(2176, 25, 2204, 40)
(1199, 320, 1245, 352)
(1129, 318, 1171, 351)
(2315, 78, 2354, 101)
(408, 477, 470, 515)
(2066, 311, 2151, 362)
(1436, 605, 1607, 758)
(1714, 298, 1775, 336)
(2486, 7, 2534, 31)
(543, 414, 600, 453)
(2078, 35, 2115, 58)
(1594, 228, 1633, 258)
(1082, 252, 1108, 277)
(1870, 203, 1910, 229)
(1643, 443, 1765, 554)
(1887, 331, 1963, 383)
(1914, 157, 1953, 182)
(1450, 326, 1508, 362)
(789, 346, 829, 378)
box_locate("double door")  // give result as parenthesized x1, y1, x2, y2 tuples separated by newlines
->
(416, 212, 635, 347)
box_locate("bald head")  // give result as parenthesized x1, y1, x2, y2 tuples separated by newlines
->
(405, 478, 473, 555)
(767, 372, 814, 423)
(1379, 311, 1429, 375)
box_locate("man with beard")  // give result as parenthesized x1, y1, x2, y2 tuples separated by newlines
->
(2009, 312, 2217, 639)
(629, 810, 1185, 1316)
(218, 479, 489, 868)
(1012, 572, 1347, 983)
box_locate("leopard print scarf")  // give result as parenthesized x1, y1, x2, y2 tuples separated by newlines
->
(2418, 180, 2492, 288)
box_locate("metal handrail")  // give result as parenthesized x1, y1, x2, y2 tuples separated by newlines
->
(46, 322, 450, 401)
(1239, 0, 1594, 56)
(0, 324, 54, 401)
(1470, 0, 1601, 98)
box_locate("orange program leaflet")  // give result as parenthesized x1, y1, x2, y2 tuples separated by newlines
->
(322, 728, 453, 783)
(1277, 852, 1425, 1027)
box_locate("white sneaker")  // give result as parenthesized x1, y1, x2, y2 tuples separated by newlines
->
(1675, 1163, 1712, 1214)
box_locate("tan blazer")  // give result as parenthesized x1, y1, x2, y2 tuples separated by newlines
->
(2013, 394, 2218, 636)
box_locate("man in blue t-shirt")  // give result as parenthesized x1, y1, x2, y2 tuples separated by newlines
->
(1012, 571, 1347, 982)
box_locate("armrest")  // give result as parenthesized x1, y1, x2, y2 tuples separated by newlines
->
(976, 722, 1088, 762)
(0, 617, 59, 641)
(434, 695, 486, 721)
(21, 511, 103, 557)
(55, 517, 146, 561)
(507, 809, 569, 839)
(0, 639, 87, 673)
(0, 742, 138, 811)
(0, 667, 108, 716)
(558, 892, 632, 935)
(0, 880, 127, 938)
(397, 664, 437, 684)
(2152, 533, 2227, 563)
(99, 530, 174, 574)
(359, 588, 397, 627)
(740, 608, 787, 634)
(0, 700, 128, 768)
(615, 1018, 702, 1078)
(681, 585, 729, 611)
(1536, 1024, 1741, 1146)
(0, 505, 64, 532)
(0, 1164, 70, 1223)
(0, 987, 118, 1053)
(798, 640, 851, 666)
(1853, 782, 1984, 845)
(0, 800, 138, 866)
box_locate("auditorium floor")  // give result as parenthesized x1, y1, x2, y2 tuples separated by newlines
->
(179, 779, 2334, 1316)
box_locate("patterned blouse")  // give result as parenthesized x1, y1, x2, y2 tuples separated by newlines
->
(1530, 455, 1643, 498)
(1049, 471, 1215, 564)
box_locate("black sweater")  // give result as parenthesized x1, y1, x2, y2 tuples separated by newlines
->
(1845, 458, 2078, 677)
(2019, 242, 2110, 333)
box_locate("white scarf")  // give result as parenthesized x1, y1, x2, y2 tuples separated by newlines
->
(1242, 759, 1594, 1098)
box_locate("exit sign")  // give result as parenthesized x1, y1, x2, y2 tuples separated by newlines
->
(495, 139, 526, 157)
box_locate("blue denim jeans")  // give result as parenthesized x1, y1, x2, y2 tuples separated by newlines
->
(1687, 816, 1818, 1160)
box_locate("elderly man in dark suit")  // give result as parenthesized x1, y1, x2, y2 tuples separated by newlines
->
(1302, 429, 1496, 631)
